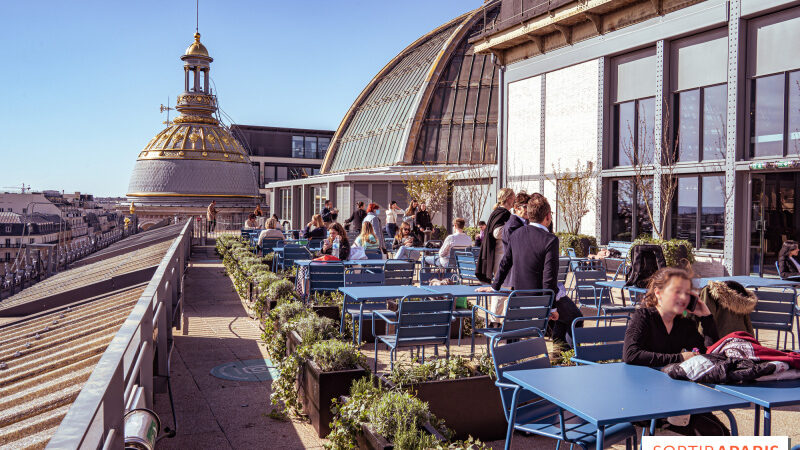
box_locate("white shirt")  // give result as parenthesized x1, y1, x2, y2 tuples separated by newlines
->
(438, 231, 473, 266)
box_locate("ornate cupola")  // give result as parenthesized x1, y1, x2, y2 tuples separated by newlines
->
(126, 32, 259, 207)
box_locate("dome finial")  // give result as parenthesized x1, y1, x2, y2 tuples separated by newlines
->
(194, 32, 201, 43)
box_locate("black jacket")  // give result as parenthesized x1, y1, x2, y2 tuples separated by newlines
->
(415, 210, 433, 230)
(502, 214, 527, 247)
(778, 253, 800, 279)
(623, 307, 719, 368)
(392, 234, 422, 251)
(344, 209, 367, 233)
(321, 207, 333, 223)
(304, 226, 326, 240)
(321, 238, 350, 261)
(476, 206, 511, 283)
(491, 224, 559, 292)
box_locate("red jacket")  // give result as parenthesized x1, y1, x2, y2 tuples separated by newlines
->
(707, 331, 800, 369)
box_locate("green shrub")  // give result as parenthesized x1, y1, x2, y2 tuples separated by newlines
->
(385, 356, 487, 387)
(433, 225, 449, 241)
(309, 340, 366, 372)
(366, 390, 433, 443)
(326, 377, 384, 449)
(629, 236, 695, 267)
(289, 314, 339, 346)
(267, 278, 297, 302)
(463, 226, 480, 243)
(555, 233, 597, 258)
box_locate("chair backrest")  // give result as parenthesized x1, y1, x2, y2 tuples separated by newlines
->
(260, 238, 284, 255)
(419, 266, 457, 285)
(557, 257, 570, 284)
(383, 260, 415, 285)
(445, 246, 468, 268)
(282, 245, 312, 268)
(456, 251, 479, 283)
(468, 246, 480, 258)
(776, 261, 782, 278)
(751, 290, 796, 331)
(364, 248, 383, 260)
(308, 261, 345, 294)
(344, 266, 385, 287)
(571, 316, 629, 364)
(575, 259, 606, 271)
(307, 238, 324, 251)
(395, 296, 454, 343)
(499, 290, 555, 335)
(490, 336, 551, 415)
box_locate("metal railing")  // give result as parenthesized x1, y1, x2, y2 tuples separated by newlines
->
(46, 219, 192, 449)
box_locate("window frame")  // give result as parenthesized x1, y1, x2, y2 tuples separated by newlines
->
(749, 69, 800, 159)
(609, 177, 653, 242)
(673, 82, 728, 163)
(612, 97, 655, 167)
(670, 173, 726, 251)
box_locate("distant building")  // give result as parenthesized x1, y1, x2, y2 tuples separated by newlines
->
(125, 32, 260, 230)
(230, 124, 334, 212)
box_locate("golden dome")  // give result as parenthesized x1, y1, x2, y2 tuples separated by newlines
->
(185, 32, 209, 57)
(137, 121, 249, 164)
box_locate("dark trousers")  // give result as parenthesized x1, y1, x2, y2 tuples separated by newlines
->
(386, 223, 397, 239)
(547, 296, 583, 345)
(207, 219, 216, 233)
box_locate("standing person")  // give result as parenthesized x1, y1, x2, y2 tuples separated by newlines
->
(354, 221, 380, 249)
(404, 200, 418, 230)
(254, 204, 263, 217)
(363, 203, 386, 253)
(476, 188, 514, 284)
(304, 214, 327, 240)
(424, 218, 472, 267)
(499, 192, 531, 289)
(415, 203, 433, 242)
(321, 223, 350, 260)
(474, 221, 487, 247)
(777, 240, 800, 280)
(321, 200, 338, 225)
(206, 200, 218, 233)
(478, 195, 583, 353)
(622, 267, 728, 435)
(344, 201, 367, 233)
(385, 201, 404, 238)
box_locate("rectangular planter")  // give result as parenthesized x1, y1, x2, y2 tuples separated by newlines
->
(312, 305, 340, 325)
(287, 329, 303, 358)
(379, 374, 506, 441)
(357, 423, 393, 450)
(298, 359, 368, 438)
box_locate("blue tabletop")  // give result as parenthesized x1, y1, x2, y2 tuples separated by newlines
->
(712, 380, 800, 408)
(597, 280, 626, 289)
(695, 276, 800, 289)
(339, 285, 429, 301)
(295, 259, 391, 267)
(405, 246, 441, 253)
(504, 363, 749, 426)
(422, 285, 507, 297)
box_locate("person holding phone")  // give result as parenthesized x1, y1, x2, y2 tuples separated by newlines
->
(623, 267, 728, 435)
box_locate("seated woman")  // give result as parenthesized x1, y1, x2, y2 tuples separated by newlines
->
(243, 213, 259, 229)
(257, 217, 285, 247)
(354, 221, 380, 249)
(321, 222, 350, 260)
(778, 240, 800, 280)
(304, 214, 327, 240)
(623, 267, 729, 435)
(392, 222, 422, 260)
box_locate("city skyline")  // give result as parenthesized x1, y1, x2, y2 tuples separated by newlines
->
(1, 0, 479, 196)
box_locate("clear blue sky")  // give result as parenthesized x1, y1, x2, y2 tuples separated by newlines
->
(1, 0, 481, 196)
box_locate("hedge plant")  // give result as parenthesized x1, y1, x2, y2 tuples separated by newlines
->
(629, 236, 695, 267)
(555, 233, 597, 258)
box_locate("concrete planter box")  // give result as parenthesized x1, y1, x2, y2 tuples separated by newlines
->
(299, 360, 367, 438)
(379, 374, 506, 441)
(356, 422, 446, 450)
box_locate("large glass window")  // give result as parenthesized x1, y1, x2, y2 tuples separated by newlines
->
(671, 175, 725, 250)
(675, 84, 728, 162)
(790, 71, 800, 155)
(312, 186, 328, 215)
(305, 137, 317, 159)
(614, 98, 655, 166)
(751, 74, 785, 158)
(291, 136, 304, 158)
(318, 137, 330, 159)
(280, 189, 292, 223)
(703, 84, 728, 160)
(676, 90, 700, 161)
(263, 166, 276, 183)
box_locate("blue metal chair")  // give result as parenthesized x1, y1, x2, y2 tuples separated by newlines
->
(751, 290, 796, 349)
(471, 290, 555, 356)
(364, 247, 383, 260)
(343, 266, 385, 287)
(456, 251, 480, 285)
(468, 246, 480, 258)
(259, 237, 284, 257)
(307, 261, 344, 301)
(274, 244, 312, 271)
(570, 315, 629, 365)
(382, 260, 414, 285)
(490, 335, 637, 450)
(307, 238, 324, 252)
(573, 268, 615, 316)
(372, 295, 455, 371)
(340, 267, 390, 346)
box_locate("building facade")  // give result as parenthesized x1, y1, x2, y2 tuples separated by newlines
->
(473, 0, 800, 276)
(230, 124, 333, 210)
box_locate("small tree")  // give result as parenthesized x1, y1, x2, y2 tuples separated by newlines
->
(403, 164, 450, 222)
(546, 160, 595, 235)
(452, 164, 494, 226)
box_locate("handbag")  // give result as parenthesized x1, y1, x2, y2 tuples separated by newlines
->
(349, 245, 367, 260)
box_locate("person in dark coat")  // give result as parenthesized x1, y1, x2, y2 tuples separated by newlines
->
(415, 203, 433, 241)
(478, 195, 583, 351)
(474, 221, 486, 248)
(304, 214, 327, 240)
(777, 240, 800, 280)
(321, 200, 338, 225)
(476, 188, 514, 284)
(500, 192, 531, 291)
(700, 280, 756, 337)
(623, 267, 728, 436)
(344, 201, 367, 233)
(321, 222, 350, 260)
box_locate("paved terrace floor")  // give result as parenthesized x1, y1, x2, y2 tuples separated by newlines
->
(154, 246, 800, 449)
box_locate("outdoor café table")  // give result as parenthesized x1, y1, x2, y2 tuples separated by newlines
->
(712, 380, 800, 436)
(404, 246, 441, 254)
(338, 285, 431, 340)
(503, 363, 748, 448)
(421, 284, 509, 310)
(694, 276, 800, 290)
(595, 280, 646, 306)
(293, 259, 395, 298)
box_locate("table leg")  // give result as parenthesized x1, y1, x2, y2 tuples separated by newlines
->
(596, 427, 605, 450)
(764, 408, 771, 436)
(721, 410, 738, 436)
(754, 405, 761, 435)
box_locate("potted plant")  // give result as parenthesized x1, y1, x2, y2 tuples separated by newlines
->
(378, 355, 504, 441)
(285, 313, 339, 358)
(298, 340, 368, 437)
(311, 291, 343, 324)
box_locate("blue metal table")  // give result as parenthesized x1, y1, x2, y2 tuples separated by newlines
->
(404, 246, 441, 253)
(504, 363, 748, 448)
(595, 280, 646, 306)
(695, 276, 800, 289)
(339, 286, 432, 344)
(421, 284, 509, 310)
(712, 380, 800, 436)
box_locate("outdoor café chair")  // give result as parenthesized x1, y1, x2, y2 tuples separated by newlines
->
(470, 289, 555, 356)
(572, 268, 615, 317)
(455, 251, 480, 285)
(259, 237, 284, 257)
(382, 260, 414, 286)
(307, 261, 344, 302)
(307, 238, 324, 252)
(343, 266, 385, 287)
(274, 244, 312, 272)
(570, 315, 629, 365)
(364, 247, 383, 260)
(751, 290, 797, 349)
(372, 294, 455, 372)
(489, 334, 637, 450)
